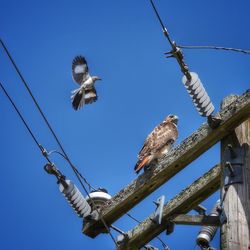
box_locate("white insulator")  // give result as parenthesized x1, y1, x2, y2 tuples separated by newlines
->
(86, 190, 112, 210)
(182, 72, 215, 117)
(196, 200, 220, 248)
(59, 180, 91, 218)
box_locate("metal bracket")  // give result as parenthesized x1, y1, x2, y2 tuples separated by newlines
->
(223, 144, 244, 187)
(216, 204, 227, 224)
(207, 114, 222, 129)
(152, 195, 165, 225)
(220, 208, 227, 224)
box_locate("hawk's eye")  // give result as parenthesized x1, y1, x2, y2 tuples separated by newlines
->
(169, 115, 174, 118)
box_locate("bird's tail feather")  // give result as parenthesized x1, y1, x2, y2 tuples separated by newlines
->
(134, 156, 151, 174)
(71, 87, 81, 96)
(72, 88, 85, 110)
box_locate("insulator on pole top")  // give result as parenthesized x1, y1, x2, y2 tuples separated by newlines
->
(182, 72, 215, 117)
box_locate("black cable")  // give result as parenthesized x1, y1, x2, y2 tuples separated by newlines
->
(0, 82, 117, 249)
(0, 39, 118, 247)
(149, 0, 192, 80)
(0, 38, 94, 191)
(178, 45, 250, 54)
(149, 0, 173, 47)
(126, 213, 169, 248)
(0, 81, 51, 164)
(47, 150, 97, 192)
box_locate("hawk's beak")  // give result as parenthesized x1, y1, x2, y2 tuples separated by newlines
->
(97, 77, 102, 81)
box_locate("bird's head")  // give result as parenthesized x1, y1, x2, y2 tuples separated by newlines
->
(165, 114, 178, 125)
(92, 76, 102, 82)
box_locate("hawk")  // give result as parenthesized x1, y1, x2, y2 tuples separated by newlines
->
(71, 55, 101, 110)
(134, 114, 178, 174)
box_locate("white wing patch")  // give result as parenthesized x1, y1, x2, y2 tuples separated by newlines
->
(74, 65, 85, 74)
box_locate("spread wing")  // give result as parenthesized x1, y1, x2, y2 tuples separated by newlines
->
(72, 56, 90, 84)
(138, 122, 178, 161)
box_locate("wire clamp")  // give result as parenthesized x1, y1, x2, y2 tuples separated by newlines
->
(217, 204, 227, 225)
(39, 144, 49, 157)
(44, 162, 68, 187)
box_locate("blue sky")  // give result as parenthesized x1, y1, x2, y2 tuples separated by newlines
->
(0, 1, 249, 249)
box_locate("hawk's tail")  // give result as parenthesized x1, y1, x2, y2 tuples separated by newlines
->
(134, 156, 151, 174)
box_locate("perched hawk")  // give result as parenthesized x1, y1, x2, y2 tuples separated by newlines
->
(134, 114, 178, 174)
(71, 55, 101, 110)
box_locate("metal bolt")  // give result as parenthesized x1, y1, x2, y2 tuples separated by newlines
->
(227, 144, 237, 158)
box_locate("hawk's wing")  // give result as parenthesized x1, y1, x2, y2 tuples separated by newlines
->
(138, 122, 178, 161)
(72, 56, 90, 85)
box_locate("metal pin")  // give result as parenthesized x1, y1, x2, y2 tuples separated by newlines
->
(225, 162, 235, 177)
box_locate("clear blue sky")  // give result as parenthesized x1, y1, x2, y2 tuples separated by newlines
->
(0, 1, 249, 249)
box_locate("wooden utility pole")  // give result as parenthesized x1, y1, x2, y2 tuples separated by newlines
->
(221, 95, 250, 250)
(83, 90, 250, 238)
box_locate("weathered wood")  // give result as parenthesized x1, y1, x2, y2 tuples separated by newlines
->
(170, 214, 220, 226)
(116, 164, 221, 250)
(83, 90, 250, 238)
(220, 94, 250, 250)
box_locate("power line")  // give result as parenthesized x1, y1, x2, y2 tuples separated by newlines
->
(0, 38, 95, 192)
(0, 80, 118, 249)
(149, 0, 173, 46)
(149, 0, 192, 81)
(46, 149, 97, 192)
(0, 81, 52, 163)
(178, 45, 250, 55)
(0, 40, 118, 247)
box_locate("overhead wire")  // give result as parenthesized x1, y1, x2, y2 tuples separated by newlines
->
(178, 45, 250, 55)
(0, 81, 52, 164)
(0, 39, 118, 247)
(0, 38, 95, 192)
(46, 149, 97, 192)
(148, 1, 250, 56)
(149, 0, 173, 46)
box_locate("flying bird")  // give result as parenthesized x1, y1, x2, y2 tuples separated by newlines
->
(134, 114, 178, 174)
(71, 55, 101, 110)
